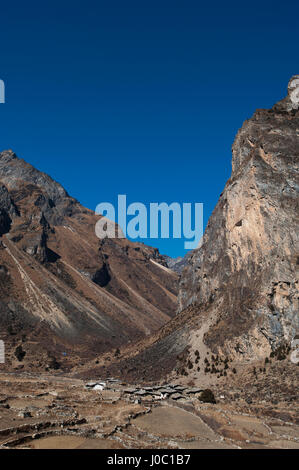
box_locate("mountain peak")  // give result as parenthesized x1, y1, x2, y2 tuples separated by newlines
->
(0, 149, 69, 205)
(0, 149, 17, 162)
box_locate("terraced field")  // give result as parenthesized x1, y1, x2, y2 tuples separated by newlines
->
(0, 372, 298, 449)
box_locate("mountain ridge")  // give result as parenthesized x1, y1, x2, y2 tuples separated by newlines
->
(0, 150, 178, 370)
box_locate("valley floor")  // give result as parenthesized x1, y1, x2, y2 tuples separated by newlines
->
(0, 371, 298, 449)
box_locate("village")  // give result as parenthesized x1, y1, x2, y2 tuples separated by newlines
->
(85, 378, 205, 403)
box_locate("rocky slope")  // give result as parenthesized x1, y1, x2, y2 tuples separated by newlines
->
(164, 253, 193, 274)
(96, 77, 298, 385)
(0, 150, 178, 368)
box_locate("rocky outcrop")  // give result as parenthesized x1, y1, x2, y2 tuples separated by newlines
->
(0, 184, 19, 236)
(178, 76, 299, 358)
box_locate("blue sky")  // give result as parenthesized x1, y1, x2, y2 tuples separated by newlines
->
(0, 1, 298, 257)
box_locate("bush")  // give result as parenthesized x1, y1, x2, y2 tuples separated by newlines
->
(199, 389, 216, 404)
(48, 356, 61, 370)
(275, 343, 290, 361)
(14, 345, 26, 361)
(180, 368, 188, 376)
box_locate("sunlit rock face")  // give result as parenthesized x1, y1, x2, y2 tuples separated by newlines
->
(179, 77, 299, 358)
(288, 75, 299, 107)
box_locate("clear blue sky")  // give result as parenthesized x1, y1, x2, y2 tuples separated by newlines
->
(0, 1, 298, 257)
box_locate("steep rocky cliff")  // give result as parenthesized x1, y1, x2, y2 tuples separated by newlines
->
(178, 76, 299, 359)
(0, 150, 178, 368)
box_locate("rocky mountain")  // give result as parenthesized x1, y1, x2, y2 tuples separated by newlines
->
(97, 77, 298, 384)
(0, 150, 178, 368)
(178, 76, 299, 358)
(164, 252, 192, 274)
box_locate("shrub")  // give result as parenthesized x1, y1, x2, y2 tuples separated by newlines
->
(48, 356, 61, 370)
(199, 389, 216, 404)
(14, 345, 26, 361)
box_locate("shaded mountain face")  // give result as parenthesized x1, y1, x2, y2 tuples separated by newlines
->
(0, 150, 178, 366)
(164, 253, 193, 274)
(100, 77, 298, 383)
